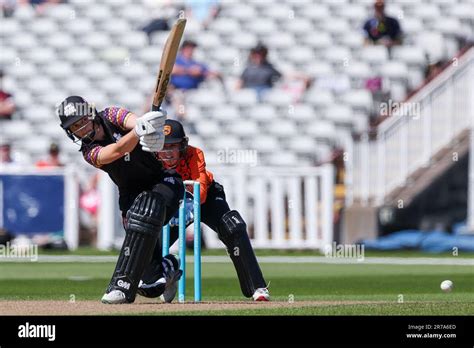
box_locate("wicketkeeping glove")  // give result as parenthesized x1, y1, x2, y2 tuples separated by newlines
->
(169, 194, 194, 227)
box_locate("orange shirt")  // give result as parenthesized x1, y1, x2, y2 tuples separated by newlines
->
(174, 145, 214, 204)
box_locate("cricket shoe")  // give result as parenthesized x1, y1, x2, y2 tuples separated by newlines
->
(101, 290, 128, 304)
(160, 254, 183, 303)
(252, 287, 270, 302)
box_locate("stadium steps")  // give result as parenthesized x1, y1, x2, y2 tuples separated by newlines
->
(384, 128, 471, 207)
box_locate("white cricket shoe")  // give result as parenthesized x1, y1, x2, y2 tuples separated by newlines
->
(253, 288, 270, 301)
(101, 290, 127, 304)
(160, 268, 183, 303)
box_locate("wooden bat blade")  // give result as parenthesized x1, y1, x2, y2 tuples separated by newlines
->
(152, 18, 186, 111)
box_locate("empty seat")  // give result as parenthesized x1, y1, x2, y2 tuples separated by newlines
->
(268, 119, 297, 136)
(283, 18, 313, 35)
(30, 19, 58, 36)
(188, 90, 225, 108)
(211, 105, 240, 121)
(358, 46, 389, 64)
(284, 46, 314, 65)
(230, 89, 258, 107)
(345, 61, 372, 80)
(250, 135, 280, 152)
(2, 121, 34, 137)
(306, 62, 334, 78)
(301, 32, 331, 49)
(305, 89, 335, 109)
(324, 46, 352, 64)
(265, 32, 295, 49)
(287, 104, 315, 122)
(247, 18, 277, 35)
(267, 152, 299, 166)
(262, 89, 293, 107)
(83, 62, 112, 80)
(229, 32, 258, 49)
(379, 61, 408, 80)
(45, 32, 73, 50)
(306, 120, 337, 140)
(120, 32, 148, 49)
(227, 119, 259, 136)
(212, 136, 242, 149)
(64, 47, 95, 64)
(28, 77, 55, 94)
(300, 4, 329, 20)
(211, 18, 240, 34)
(320, 18, 350, 35)
(0, 19, 21, 36)
(66, 18, 94, 35)
(248, 104, 278, 121)
(341, 90, 373, 112)
(264, 5, 293, 20)
(195, 120, 220, 137)
(81, 33, 111, 48)
(22, 106, 54, 123)
(28, 47, 56, 65)
(287, 136, 318, 153)
(324, 105, 353, 124)
(227, 4, 256, 20)
(391, 46, 426, 66)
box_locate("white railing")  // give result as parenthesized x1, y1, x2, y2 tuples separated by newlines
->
(99, 165, 334, 250)
(349, 48, 474, 206)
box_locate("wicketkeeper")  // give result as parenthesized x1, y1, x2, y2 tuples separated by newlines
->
(152, 119, 270, 301)
(57, 96, 184, 304)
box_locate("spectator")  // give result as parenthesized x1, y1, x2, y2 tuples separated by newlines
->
(140, 4, 177, 44)
(171, 40, 220, 91)
(185, 0, 220, 29)
(36, 143, 64, 168)
(0, 143, 14, 164)
(237, 44, 282, 96)
(363, 0, 402, 48)
(0, 69, 16, 120)
(1, 0, 17, 17)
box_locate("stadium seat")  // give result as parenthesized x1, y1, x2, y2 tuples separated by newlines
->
(227, 119, 259, 136)
(305, 89, 335, 109)
(211, 105, 240, 122)
(248, 105, 278, 122)
(268, 119, 298, 137)
(230, 89, 258, 107)
(287, 104, 316, 122)
(251, 135, 281, 153)
(358, 46, 389, 64)
(81, 33, 112, 49)
(341, 90, 373, 113)
(195, 120, 220, 137)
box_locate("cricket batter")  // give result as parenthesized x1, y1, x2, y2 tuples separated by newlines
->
(57, 95, 186, 304)
(153, 119, 270, 301)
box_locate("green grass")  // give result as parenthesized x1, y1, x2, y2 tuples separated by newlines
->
(38, 246, 474, 258)
(0, 260, 472, 315)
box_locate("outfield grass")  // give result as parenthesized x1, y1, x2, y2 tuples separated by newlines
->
(0, 260, 472, 315)
(37, 246, 474, 258)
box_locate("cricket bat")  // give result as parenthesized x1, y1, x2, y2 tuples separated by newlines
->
(151, 18, 187, 111)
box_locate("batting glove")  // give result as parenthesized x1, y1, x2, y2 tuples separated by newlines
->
(134, 110, 166, 137)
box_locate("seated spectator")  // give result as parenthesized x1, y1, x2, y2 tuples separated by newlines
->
(140, 4, 177, 44)
(36, 143, 64, 168)
(185, 0, 220, 29)
(363, 0, 402, 48)
(171, 40, 220, 91)
(236, 44, 282, 97)
(0, 70, 16, 120)
(1, 0, 17, 17)
(0, 143, 14, 164)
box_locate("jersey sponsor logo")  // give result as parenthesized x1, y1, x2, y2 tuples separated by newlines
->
(117, 279, 131, 290)
(163, 125, 172, 136)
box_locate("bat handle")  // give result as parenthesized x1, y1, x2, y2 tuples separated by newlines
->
(151, 104, 160, 112)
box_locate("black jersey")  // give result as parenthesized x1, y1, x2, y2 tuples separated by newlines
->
(81, 106, 164, 211)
